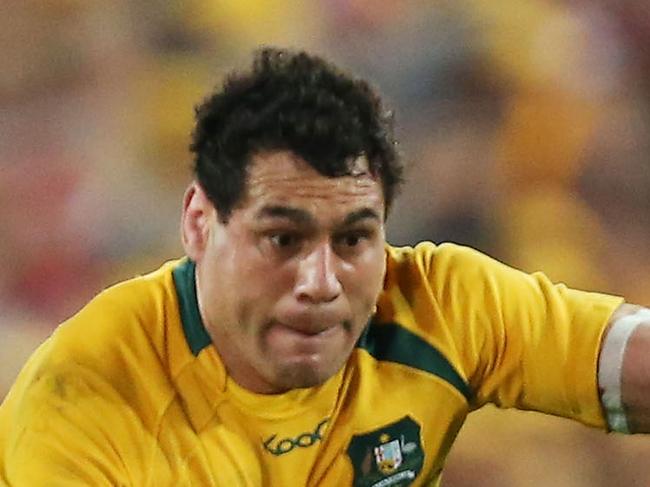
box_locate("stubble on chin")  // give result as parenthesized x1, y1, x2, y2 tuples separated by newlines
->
(258, 316, 370, 392)
(273, 364, 327, 391)
(266, 346, 351, 392)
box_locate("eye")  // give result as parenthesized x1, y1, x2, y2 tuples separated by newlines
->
(335, 230, 370, 249)
(269, 232, 300, 248)
(342, 234, 361, 247)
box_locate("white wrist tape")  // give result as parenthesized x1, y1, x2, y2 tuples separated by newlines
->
(598, 308, 650, 433)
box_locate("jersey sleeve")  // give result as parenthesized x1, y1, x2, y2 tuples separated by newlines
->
(421, 243, 623, 428)
(0, 340, 148, 486)
(0, 275, 174, 487)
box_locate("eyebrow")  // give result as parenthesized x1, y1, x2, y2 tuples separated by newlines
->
(257, 206, 314, 225)
(342, 208, 382, 226)
(256, 205, 382, 227)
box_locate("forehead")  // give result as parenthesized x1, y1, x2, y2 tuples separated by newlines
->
(241, 151, 385, 219)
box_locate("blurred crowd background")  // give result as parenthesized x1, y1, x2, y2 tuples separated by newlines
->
(2, 0, 650, 485)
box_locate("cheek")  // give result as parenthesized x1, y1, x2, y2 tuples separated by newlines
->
(231, 254, 294, 316)
(345, 252, 386, 307)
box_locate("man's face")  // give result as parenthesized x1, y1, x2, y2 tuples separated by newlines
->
(184, 151, 387, 394)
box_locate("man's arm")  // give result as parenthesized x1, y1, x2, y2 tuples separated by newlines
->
(600, 303, 650, 433)
(0, 352, 148, 486)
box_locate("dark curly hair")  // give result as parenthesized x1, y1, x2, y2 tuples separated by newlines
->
(190, 47, 403, 222)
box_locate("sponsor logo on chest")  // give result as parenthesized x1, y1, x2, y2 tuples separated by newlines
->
(263, 418, 329, 456)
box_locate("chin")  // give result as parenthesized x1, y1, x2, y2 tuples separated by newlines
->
(272, 359, 340, 391)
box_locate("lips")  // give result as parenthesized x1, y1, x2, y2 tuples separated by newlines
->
(271, 307, 348, 331)
(265, 319, 346, 354)
(270, 320, 339, 337)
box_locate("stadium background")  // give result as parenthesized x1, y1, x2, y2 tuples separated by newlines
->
(2, 1, 650, 484)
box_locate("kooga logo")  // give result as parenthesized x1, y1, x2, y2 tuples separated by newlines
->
(263, 418, 329, 456)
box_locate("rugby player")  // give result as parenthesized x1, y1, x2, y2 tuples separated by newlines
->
(1, 47, 649, 487)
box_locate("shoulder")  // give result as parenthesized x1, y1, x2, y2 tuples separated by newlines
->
(386, 240, 495, 268)
(6, 259, 186, 429)
(54, 259, 182, 357)
(384, 241, 507, 291)
(379, 242, 536, 352)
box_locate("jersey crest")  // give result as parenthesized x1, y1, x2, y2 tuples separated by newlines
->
(347, 416, 424, 487)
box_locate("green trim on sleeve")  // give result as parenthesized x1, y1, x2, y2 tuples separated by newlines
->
(172, 259, 212, 356)
(356, 321, 472, 402)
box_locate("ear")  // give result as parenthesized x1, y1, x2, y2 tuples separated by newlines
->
(181, 182, 214, 261)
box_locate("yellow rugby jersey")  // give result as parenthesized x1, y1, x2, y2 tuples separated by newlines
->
(0, 242, 623, 487)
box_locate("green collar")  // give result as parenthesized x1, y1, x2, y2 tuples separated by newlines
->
(172, 259, 212, 356)
(356, 320, 472, 402)
(172, 258, 471, 401)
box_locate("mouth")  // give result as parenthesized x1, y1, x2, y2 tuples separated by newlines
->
(266, 320, 346, 354)
(272, 320, 339, 337)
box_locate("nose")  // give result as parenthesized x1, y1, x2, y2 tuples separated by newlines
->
(294, 242, 342, 304)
